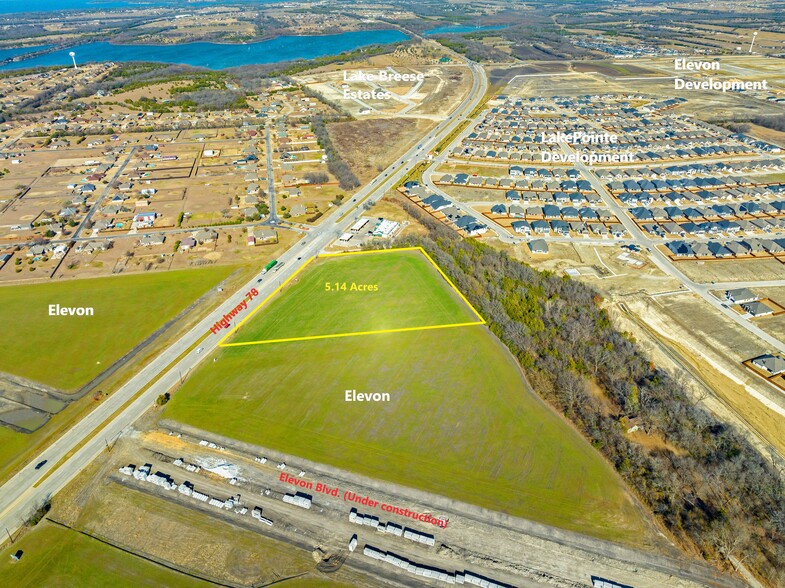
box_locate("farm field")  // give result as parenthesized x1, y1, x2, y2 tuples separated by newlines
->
(0, 521, 209, 588)
(0, 266, 235, 391)
(167, 252, 653, 544)
(227, 248, 482, 345)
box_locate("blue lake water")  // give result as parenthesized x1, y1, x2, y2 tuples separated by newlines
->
(0, 30, 409, 71)
(0, 45, 52, 60)
(425, 24, 508, 36)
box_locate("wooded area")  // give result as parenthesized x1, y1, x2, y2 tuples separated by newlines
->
(391, 202, 785, 585)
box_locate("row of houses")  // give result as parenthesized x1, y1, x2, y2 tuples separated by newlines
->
(436, 174, 596, 194)
(628, 202, 785, 222)
(416, 193, 488, 237)
(724, 289, 778, 318)
(508, 166, 582, 179)
(464, 125, 725, 148)
(616, 187, 785, 206)
(492, 203, 614, 222)
(511, 219, 627, 238)
(665, 237, 785, 259)
(596, 158, 785, 180)
(639, 218, 784, 239)
(608, 179, 785, 195)
(503, 190, 602, 206)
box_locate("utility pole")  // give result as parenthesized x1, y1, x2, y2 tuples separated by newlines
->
(6, 527, 13, 543)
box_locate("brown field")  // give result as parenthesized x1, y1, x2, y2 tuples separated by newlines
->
(328, 117, 434, 183)
(676, 258, 785, 283)
(572, 62, 657, 77)
(746, 123, 785, 149)
(436, 162, 511, 179)
(622, 297, 785, 457)
(410, 66, 471, 117)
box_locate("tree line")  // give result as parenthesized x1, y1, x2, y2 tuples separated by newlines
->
(310, 114, 360, 191)
(385, 202, 785, 585)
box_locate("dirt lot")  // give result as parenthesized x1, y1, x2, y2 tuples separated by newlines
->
(676, 258, 785, 284)
(328, 117, 435, 183)
(410, 66, 471, 118)
(572, 62, 657, 77)
(514, 234, 785, 462)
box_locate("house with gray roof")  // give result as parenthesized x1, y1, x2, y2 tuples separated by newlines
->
(752, 354, 785, 375)
(528, 239, 548, 254)
(742, 300, 775, 317)
(139, 234, 166, 246)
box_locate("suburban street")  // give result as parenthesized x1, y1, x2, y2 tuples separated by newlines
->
(72, 146, 139, 239)
(421, 116, 785, 358)
(263, 120, 279, 225)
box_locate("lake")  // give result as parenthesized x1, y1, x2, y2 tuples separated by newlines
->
(0, 30, 409, 71)
(0, 45, 52, 60)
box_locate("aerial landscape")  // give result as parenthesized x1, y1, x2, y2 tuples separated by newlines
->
(2, 1, 785, 587)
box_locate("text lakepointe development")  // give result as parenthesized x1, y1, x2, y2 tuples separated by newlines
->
(279, 472, 449, 528)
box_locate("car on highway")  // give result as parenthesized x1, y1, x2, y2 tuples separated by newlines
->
(196, 347, 204, 354)
(35, 460, 47, 470)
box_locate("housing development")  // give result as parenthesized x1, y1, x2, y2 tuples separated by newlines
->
(2, 1, 785, 588)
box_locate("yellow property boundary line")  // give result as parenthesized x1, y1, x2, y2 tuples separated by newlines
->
(218, 247, 485, 347)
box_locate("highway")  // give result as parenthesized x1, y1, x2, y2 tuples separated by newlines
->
(0, 51, 487, 539)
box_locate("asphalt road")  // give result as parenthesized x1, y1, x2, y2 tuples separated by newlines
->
(0, 51, 487, 539)
(263, 120, 279, 225)
(72, 146, 139, 240)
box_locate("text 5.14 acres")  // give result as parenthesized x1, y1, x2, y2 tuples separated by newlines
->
(324, 282, 379, 292)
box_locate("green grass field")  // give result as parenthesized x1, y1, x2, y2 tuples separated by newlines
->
(166, 250, 653, 543)
(0, 266, 235, 391)
(228, 249, 480, 344)
(0, 522, 209, 588)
